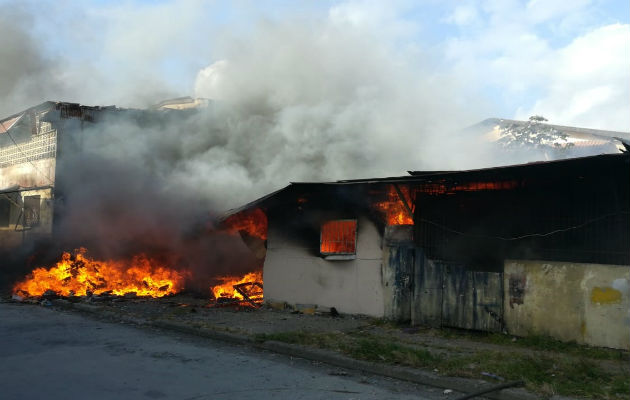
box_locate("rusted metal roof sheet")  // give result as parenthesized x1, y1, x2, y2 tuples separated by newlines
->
(226, 152, 630, 217)
(0, 114, 23, 133)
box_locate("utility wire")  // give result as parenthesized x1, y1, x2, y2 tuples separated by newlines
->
(418, 211, 630, 241)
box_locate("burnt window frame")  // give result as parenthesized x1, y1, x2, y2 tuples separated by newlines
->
(0, 196, 10, 227)
(23, 195, 41, 227)
(320, 219, 358, 260)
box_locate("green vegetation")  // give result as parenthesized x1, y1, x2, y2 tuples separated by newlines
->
(434, 328, 629, 361)
(256, 330, 629, 399)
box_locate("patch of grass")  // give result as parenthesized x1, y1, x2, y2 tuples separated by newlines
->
(440, 351, 628, 398)
(610, 376, 630, 396)
(368, 318, 404, 328)
(434, 328, 628, 361)
(258, 330, 629, 399)
(255, 331, 344, 350)
(344, 337, 437, 367)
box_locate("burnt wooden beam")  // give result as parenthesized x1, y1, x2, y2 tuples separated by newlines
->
(392, 183, 414, 221)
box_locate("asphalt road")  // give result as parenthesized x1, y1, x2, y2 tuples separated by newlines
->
(0, 302, 444, 400)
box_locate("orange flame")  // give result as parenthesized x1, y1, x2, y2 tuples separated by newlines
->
(211, 270, 263, 300)
(223, 208, 267, 240)
(13, 248, 188, 298)
(320, 220, 357, 254)
(418, 180, 519, 195)
(374, 185, 414, 225)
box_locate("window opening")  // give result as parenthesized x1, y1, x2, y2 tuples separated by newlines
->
(320, 219, 357, 255)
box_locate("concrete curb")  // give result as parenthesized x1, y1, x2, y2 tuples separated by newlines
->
(52, 300, 538, 400)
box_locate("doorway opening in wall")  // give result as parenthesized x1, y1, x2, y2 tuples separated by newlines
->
(0, 197, 10, 227)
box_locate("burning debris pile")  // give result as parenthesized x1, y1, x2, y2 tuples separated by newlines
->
(211, 271, 264, 307)
(210, 208, 267, 307)
(12, 248, 189, 300)
(12, 247, 265, 308)
(11, 208, 268, 308)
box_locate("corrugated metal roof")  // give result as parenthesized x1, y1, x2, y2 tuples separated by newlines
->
(475, 117, 630, 141)
(225, 152, 630, 216)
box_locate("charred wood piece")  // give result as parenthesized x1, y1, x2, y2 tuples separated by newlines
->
(233, 282, 264, 307)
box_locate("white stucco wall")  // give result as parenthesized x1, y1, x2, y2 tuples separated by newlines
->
(264, 216, 385, 317)
(504, 260, 630, 350)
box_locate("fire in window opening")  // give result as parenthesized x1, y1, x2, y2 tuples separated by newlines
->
(320, 219, 357, 255)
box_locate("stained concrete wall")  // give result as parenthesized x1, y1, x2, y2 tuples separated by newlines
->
(381, 225, 414, 321)
(504, 260, 630, 350)
(264, 216, 385, 317)
(0, 158, 55, 190)
(0, 187, 55, 249)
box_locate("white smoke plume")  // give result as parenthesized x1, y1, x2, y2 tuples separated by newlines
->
(0, 1, 494, 285)
(0, 1, 491, 209)
(178, 14, 488, 207)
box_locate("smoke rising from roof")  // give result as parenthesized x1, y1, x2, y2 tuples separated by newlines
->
(0, 1, 494, 283)
(1, 1, 490, 206)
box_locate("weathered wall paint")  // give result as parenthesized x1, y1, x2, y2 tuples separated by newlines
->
(504, 260, 630, 350)
(0, 187, 54, 248)
(591, 287, 622, 304)
(411, 255, 503, 332)
(264, 216, 385, 317)
(411, 251, 443, 327)
(381, 225, 414, 321)
(0, 158, 55, 190)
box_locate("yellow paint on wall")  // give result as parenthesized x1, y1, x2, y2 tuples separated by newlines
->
(591, 287, 622, 304)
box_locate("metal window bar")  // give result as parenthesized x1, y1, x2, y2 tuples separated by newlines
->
(320, 219, 358, 255)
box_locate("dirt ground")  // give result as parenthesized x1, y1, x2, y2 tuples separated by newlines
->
(75, 294, 372, 334)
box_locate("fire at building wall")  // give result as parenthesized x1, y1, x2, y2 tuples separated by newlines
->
(226, 148, 630, 350)
(2, 101, 629, 349)
(1, 101, 264, 306)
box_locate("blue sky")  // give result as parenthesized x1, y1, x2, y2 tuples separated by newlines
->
(2, 0, 629, 131)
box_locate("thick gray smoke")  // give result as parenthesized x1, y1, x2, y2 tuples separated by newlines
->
(0, 1, 183, 116)
(169, 20, 488, 207)
(1, 1, 496, 288)
(1, 2, 488, 209)
(0, 8, 63, 117)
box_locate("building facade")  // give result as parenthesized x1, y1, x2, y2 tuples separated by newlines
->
(232, 151, 630, 349)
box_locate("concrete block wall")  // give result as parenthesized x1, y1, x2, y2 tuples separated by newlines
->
(504, 260, 630, 350)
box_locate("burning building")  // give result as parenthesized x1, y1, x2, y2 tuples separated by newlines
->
(1, 100, 263, 303)
(228, 147, 630, 350)
(0, 99, 219, 252)
(2, 102, 628, 349)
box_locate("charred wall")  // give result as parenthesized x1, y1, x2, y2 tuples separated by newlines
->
(414, 153, 630, 270)
(262, 184, 388, 316)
